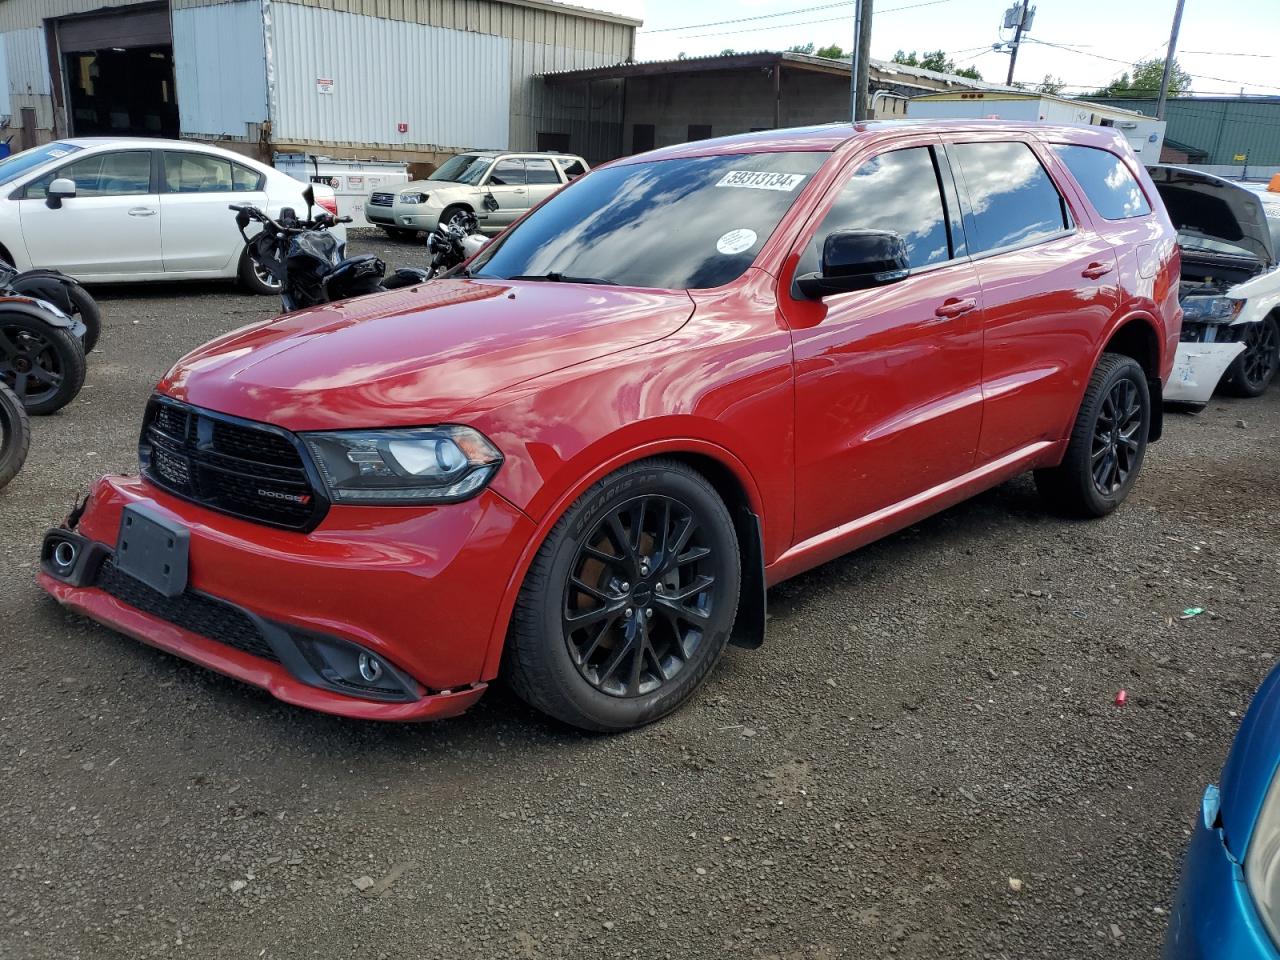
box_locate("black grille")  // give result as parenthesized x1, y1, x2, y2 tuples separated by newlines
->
(140, 398, 325, 531)
(369, 192, 394, 207)
(94, 557, 279, 663)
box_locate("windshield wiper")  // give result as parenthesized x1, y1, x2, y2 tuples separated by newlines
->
(506, 272, 619, 285)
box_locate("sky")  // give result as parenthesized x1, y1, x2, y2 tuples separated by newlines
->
(582, 0, 1279, 97)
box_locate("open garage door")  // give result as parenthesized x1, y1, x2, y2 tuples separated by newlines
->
(56, 3, 177, 138)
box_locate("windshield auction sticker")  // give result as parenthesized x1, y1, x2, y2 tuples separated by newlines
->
(716, 171, 807, 191)
(716, 229, 759, 255)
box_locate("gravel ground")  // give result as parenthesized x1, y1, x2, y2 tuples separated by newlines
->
(2, 230, 1278, 959)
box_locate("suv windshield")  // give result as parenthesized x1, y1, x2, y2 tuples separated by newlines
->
(471, 151, 828, 289)
(429, 154, 492, 185)
(0, 142, 82, 187)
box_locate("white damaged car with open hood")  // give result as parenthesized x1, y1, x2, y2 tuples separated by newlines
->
(1152, 166, 1280, 405)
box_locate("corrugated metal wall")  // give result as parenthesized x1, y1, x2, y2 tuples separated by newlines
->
(1092, 97, 1280, 165)
(2, 26, 51, 131)
(268, 3, 512, 150)
(173, 1, 267, 137)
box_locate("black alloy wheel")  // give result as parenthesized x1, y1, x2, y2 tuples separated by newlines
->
(504, 459, 741, 732)
(0, 314, 87, 415)
(1090, 377, 1144, 496)
(0, 380, 30, 490)
(1226, 316, 1280, 397)
(564, 495, 719, 698)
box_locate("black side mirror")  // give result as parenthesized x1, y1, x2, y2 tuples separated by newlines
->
(302, 184, 315, 218)
(235, 209, 251, 230)
(797, 229, 910, 299)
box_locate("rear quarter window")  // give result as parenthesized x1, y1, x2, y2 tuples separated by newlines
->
(1051, 144, 1151, 220)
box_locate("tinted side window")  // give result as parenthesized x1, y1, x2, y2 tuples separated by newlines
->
(163, 152, 236, 193)
(489, 159, 526, 186)
(798, 146, 952, 277)
(27, 151, 152, 198)
(524, 158, 560, 185)
(1051, 144, 1150, 220)
(950, 141, 1070, 253)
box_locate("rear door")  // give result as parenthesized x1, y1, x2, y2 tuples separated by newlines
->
(944, 137, 1121, 463)
(482, 158, 528, 228)
(18, 149, 162, 276)
(159, 150, 268, 274)
(781, 138, 986, 542)
(522, 157, 564, 206)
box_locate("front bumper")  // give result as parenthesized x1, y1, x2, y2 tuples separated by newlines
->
(364, 200, 440, 232)
(38, 474, 536, 721)
(1165, 785, 1280, 960)
(1165, 341, 1246, 404)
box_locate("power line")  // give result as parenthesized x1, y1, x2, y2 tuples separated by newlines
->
(1022, 37, 1280, 92)
(644, 0, 951, 41)
(640, 1, 855, 35)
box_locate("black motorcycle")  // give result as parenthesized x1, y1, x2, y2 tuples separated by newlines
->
(0, 380, 30, 489)
(0, 294, 88, 415)
(426, 210, 489, 279)
(231, 187, 429, 312)
(0, 261, 101, 354)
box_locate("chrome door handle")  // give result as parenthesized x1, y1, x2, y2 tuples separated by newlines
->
(1082, 261, 1113, 279)
(128, 207, 157, 217)
(933, 297, 978, 319)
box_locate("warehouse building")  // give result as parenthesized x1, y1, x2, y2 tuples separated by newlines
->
(540, 51, 1001, 160)
(1090, 95, 1280, 179)
(0, 0, 638, 164)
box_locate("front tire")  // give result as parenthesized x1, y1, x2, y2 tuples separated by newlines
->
(504, 459, 741, 732)
(62, 282, 101, 355)
(238, 249, 282, 296)
(0, 312, 87, 415)
(0, 380, 30, 489)
(1035, 353, 1150, 517)
(1223, 315, 1279, 398)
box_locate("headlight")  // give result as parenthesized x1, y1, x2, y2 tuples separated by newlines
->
(1247, 769, 1280, 944)
(1181, 295, 1244, 323)
(301, 426, 502, 504)
(399, 192, 428, 205)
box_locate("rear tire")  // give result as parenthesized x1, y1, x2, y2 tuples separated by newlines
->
(0, 312, 87, 415)
(1223, 315, 1279, 398)
(0, 380, 30, 490)
(503, 459, 741, 732)
(66, 281, 101, 355)
(238, 248, 281, 296)
(1035, 353, 1150, 518)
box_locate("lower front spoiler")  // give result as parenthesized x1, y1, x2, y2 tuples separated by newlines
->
(1165, 341, 1246, 405)
(37, 549, 487, 723)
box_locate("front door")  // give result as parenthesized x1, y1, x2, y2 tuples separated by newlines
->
(481, 158, 528, 230)
(781, 140, 986, 544)
(18, 149, 161, 276)
(943, 138, 1122, 463)
(158, 150, 268, 273)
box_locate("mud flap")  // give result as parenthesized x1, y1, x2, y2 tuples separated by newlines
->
(1148, 377, 1164, 441)
(729, 509, 766, 649)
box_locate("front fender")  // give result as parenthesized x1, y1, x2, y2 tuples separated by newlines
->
(9, 273, 74, 314)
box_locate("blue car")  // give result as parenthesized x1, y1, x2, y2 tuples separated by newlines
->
(1166, 666, 1280, 958)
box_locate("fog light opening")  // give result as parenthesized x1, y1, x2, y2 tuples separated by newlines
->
(358, 652, 384, 683)
(53, 540, 78, 572)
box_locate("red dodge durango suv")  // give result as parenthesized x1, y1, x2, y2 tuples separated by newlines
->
(39, 122, 1182, 731)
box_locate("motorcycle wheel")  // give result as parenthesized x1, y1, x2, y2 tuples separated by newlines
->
(66, 281, 101, 355)
(0, 313, 87, 415)
(238, 248, 283, 297)
(0, 380, 30, 490)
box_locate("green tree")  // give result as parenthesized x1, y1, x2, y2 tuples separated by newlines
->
(1037, 74, 1066, 95)
(815, 43, 845, 59)
(787, 42, 815, 55)
(719, 47, 737, 56)
(1092, 57, 1191, 97)
(892, 49, 982, 81)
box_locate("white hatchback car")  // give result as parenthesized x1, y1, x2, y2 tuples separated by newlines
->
(0, 137, 343, 294)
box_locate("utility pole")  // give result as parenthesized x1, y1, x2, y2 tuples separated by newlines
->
(1155, 0, 1186, 120)
(1005, 0, 1030, 86)
(851, 0, 873, 121)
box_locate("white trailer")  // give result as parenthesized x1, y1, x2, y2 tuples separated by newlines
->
(908, 92, 1166, 162)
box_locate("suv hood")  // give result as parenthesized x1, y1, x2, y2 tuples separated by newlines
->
(1149, 164, 1276, 267)
(157, 280, 695, 430)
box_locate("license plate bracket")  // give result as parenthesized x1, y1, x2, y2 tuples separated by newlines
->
(116, 505, 190, 598)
